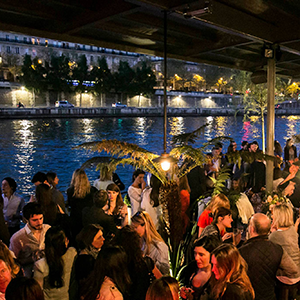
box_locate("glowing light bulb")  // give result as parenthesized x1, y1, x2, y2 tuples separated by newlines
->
(161, 161, 170, 171)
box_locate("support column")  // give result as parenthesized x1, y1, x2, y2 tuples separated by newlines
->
(266, 56, 275, 192)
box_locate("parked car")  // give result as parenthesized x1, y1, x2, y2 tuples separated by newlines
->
(112, 102, 127, 108)
(55, 100, 74, 108)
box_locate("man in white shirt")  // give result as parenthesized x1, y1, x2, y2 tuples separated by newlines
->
(10, 202, 50, 277)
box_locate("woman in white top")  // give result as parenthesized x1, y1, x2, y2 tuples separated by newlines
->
(34, 227, 77, 300)
(93, 166, 113, 191)
(141, 175, 162, 230)
(128, 169, 146, 216)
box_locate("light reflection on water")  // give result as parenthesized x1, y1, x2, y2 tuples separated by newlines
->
(283, 116, 300, 141)
(169, 117, 185, 137)
(214, 116, 227, 137)
(0, 116, 297, 200)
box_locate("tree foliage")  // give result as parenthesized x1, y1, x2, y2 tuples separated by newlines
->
(20, 55, 157, 100)
(20, 54, 47, 93)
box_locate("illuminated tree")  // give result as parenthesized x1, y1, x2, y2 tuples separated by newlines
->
(192, 74, 205, 91)
(170, 74, 184, 90)
(215, 77, 228, 93)
(286, 82, 300, 98)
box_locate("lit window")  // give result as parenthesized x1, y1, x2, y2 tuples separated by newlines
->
(0, 57, 2, 64)
(31, 38, 35, 44)
(37, 38, 40, 45)
(45, 40, 48, 47)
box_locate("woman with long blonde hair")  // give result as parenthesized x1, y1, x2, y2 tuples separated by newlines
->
(211, 243, 254, 300)
(269, 203, 300, 299)
(67, 169, 97, 238)
(131, 211, 170, 275)
(0, 240, 21, 277)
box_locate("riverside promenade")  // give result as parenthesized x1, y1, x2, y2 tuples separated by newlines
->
(0, 106, 296, 119)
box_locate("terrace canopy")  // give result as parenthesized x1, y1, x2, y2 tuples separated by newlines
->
(2, 0, 300, 189)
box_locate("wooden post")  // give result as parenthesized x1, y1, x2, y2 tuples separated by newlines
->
(266, 56, 275, 192)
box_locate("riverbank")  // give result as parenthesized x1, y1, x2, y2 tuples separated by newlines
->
(0, 107, 243, 118)
(0, 107, 296, 119)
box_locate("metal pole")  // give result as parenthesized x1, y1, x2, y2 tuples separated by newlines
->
(266, 55, 275, 192)
(163, 10, 167, 153)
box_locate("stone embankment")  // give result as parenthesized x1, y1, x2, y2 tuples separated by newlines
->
(0, 107, 244, 119)
(0, 107, 295, 119)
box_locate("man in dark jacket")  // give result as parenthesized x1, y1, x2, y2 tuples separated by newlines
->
(239, 213, 298, 300)
(82, 189, 117, 237)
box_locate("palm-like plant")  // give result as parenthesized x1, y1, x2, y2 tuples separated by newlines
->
(74, 125, 276, 276)
(74, 125, 235, 275)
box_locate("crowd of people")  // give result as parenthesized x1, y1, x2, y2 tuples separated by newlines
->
(0, 138, 300, 300)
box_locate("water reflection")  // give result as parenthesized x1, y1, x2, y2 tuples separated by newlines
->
(242, 121, 251, 141)
(214, 116, 227, 137)
(12, 120, 35, 197)
(0, 116, 299, 199)
(135, 117, 147, 146)
(204, 116, 214, 141)
(169, 117, 185, 137)
(284, 116, 300, 140)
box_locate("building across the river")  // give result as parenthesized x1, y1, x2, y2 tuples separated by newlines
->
(0, 30, 241, 108)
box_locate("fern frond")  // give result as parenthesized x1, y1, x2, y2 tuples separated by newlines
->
(171, 123, 209, 145)
(80, 156, 119, 170)
(113, 158, 168, 183)
(211, 167, 231, 196)
(74, 139, 159, 160)
(170, 146, 207, 166)
(201, 136, 234, 150)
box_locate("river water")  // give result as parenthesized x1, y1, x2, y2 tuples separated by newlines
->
(1, 115, 300, 200)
